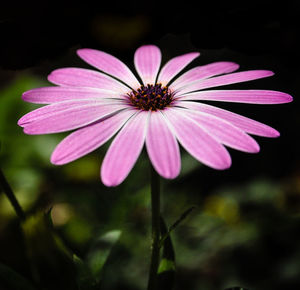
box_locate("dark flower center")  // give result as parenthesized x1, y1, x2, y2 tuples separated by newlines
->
(127, 83, 174, 111)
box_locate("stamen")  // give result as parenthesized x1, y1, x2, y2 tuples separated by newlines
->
(127, 83, 174, 111)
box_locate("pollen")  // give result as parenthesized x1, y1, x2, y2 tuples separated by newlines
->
(127, 83, 174, 111)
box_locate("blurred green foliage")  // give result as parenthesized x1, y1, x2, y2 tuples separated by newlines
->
(1, 73, 300, 290)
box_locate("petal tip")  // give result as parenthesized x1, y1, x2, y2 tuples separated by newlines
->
(268, 128, 280, 138)
(50, 158, 62, 166)
(21, 91, 30, 101)
(254, 144, 261, 153)
(101, 176, 120, 187)
(138, 44, 159, 50)
(223, 163, 232, 170)
(49, 153, 66, 167)
(284, 93, 293, 103)
(17, 117, 25, 127)
(76, 48, 90, 57)
(266, 70, 275, 76)
(160, 169, 180, 180)
(222, 62, 240, 71)
(18, 115, 30, 127)
(190, 52, 201, 59)
(47, 73, 55, 83)
(274, 130, 280, 138)
(233, 63, 240, 71)
(265, 129, 280, 138)
(21, 89, 39, 103)
(23, 127, 35, 135)
(50, 152, 62, 165)
(250, 143, 260, 153)
(219, 158, 232, 170)
(210, 159, 232, 171)
(165, 173, 179, 180)
(101, 167, 123, 187)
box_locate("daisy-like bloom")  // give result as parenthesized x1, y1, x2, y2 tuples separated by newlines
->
(18, 45, 292, 186)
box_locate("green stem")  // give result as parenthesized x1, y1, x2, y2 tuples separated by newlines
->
(0, 168, 26, 221)
(147, 165, 161, 290)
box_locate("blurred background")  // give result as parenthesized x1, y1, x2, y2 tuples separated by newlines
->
(0, 1, 300, 290)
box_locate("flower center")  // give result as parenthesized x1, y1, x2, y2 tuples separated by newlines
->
(127, 83, 174, 111)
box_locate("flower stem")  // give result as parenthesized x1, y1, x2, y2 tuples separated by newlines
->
(147, 165, 161, 290)
(0, 168, 26, 221)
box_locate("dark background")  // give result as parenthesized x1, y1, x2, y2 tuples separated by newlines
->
(0, 1, 300, 290)
(1, 1, 299, 70)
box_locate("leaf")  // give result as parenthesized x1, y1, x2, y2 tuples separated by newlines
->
(158, 217, 176, 290)
(21, 211, 77, 288)
(85, 230, 122, 283)
(73, 254, 95, 290)
(0, 262, 37, 290)
(159, 206, 196, 247)
(158, 258, 176, 274)
(71, 229, 122, 289)
(168, 206, 196, 233)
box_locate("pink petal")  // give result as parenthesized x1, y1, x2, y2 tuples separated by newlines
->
(51, 109, 136, 165)
(157, 52, 200, 85)
(146, 111, 180, 179)
(177, 101, 280, 137)
(101, 111, 149, 186)
(22, 86, 126, 104)
(178, 90, 293, 104)
(48, 68, 130, 94)
(184, 110, 260, 153)
(18, 99, 117, 126)
(162, 108, 231, 170)
(19, 99, 94, 126)
(18, 100, 127, 134)
(134, 45, 161, 85)
(77, 48, 140, 89)
(176, 70, 274, 95)
(170, 62, 239, 91)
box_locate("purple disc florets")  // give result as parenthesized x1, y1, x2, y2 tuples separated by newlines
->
(127, 83, 174, 111)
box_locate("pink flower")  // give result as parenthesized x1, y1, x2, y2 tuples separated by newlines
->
(18, 45, 292, 186)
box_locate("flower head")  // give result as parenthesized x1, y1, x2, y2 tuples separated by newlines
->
(18, 45, 293, 186)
